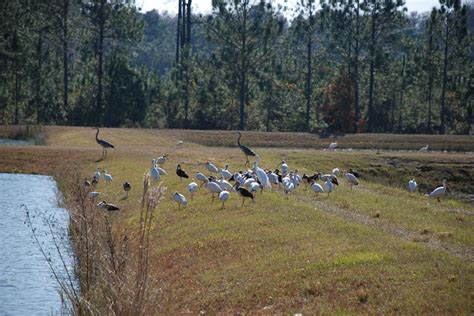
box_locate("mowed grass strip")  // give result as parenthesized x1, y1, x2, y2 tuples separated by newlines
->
(0, 126, 473, 313)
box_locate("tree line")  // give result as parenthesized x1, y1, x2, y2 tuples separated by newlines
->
(0, 0, 472, 134)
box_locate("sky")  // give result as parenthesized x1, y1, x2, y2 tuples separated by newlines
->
(137, 0, 441, 16)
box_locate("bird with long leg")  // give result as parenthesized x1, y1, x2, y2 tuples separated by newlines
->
(173, 192, 187, 209)
(176, 164, 189, 181)
(123, 181, 131, 198)
(234, 182, 254, 206)
(234, 131, 257, 166)
(188, 179, 198, 199)
(428, 179, 447, 203)
(345, 171, 359, 190)
(95, 128, 114, 159)
(408, 179, 417, 193)
(218, 191, 230, 209)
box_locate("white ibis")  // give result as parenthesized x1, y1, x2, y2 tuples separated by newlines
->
(408, 179, 417, 192)
(94, 168, 101, 180)
(328, 141, 338, 150)
(267, 171, 279, 187)
(123, 182, 131, 197)
(103, 170, 113, 182)
(173, 192, 187, 209)
(157, 155, 167, 165)
(254, 158, 271, 190)
(310, 180, 324, 197)
(332, 168, 340, 176)
(428, 179, 447, 203)
(324, 179, 334, 197)
(218, 191, 230, 209)
(156, 166, 168, 176)
(188, 180, 198, 199)
(88, 191, 100, 199)
(176, 164, 189, 180)
(217, 178, 234, 192)
(283, 180, 295, 198)
(234, 131, 257, 166)
(195, 172, 209, 186)
(150, 162, 161, 181)
(220, 164, 233, 180)
(319, 173, 339, 186)
(280, 160, 289, 174)
(345, 172, 359, 190)
(97, 201, 120, 211)
(95, 128, 114, 158)
(204, 179, 223, 203)
(205, 161, 219, 173)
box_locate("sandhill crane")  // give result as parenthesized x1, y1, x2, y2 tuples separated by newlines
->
(176, 164, 189, 180)
(97, 201, 120, 211)
(428, 179, 447, 203)
(329, 141, 338, 150)
(408, 179, 417, 192)
(218, 191, 230, 209)
(95, 128, 114, 158)
(174, 192, 187, 209)
(188, 180, 198, 199)
(345, 172, 359, 190)
(123, 181, 131, 197)
(234, 131, 257, 166)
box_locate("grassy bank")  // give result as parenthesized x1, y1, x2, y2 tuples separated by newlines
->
(0, 126, 473, 314)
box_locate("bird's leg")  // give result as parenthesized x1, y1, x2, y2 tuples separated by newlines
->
(221, 202, 225, 210)
(178, 203, 181, 210)
(241, 198, 245, 207)
(245, 156, 249, 166)
(211, 194, 215, 203)
(191, 193, 194, 200)
(437, 197, 441, 204)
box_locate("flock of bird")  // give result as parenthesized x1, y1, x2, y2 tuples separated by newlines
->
(89, 129, 449, 211)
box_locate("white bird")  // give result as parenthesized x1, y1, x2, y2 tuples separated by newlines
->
(310, 181, 324, 196)
(150, 163, 161, 181)
(345, 172, 359, 190)
(268, 171, 279, 186)
(284, 181, 295, 198)
(244, 177, 257, 188)
(156, 166, 168, 176)
(204, 180, 223, 203)
(195, 172, 208, 186)
(329, 141, 338, 150)
(419, 145, 429, 152)
(324, 179, 334, 197)
(88, 191, 100, 199)
(205, 161, 219, 173)
(94, 168, 101, 180)
(176, 140, 184, 145)
(249, 181, 261, 193)
(217, 178, 234, 192)
(408, 178, 417, 192)
(173, 192, 187, 209)
(97, 201, 120, 211)
(332, 167, 340, 177)
(280, 160, 289, 174)
(157, 155, 167, 165)
(254, 158, 271, 189)
(188, 180, 198, 199)
(218, 191, 230, 209)
(220, 164, 233, 180)
(103, 170, 113, 182)
(428, 179, 447, 203)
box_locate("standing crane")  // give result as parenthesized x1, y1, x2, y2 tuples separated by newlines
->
(234, 131, 257, 166)
(95, 128, 114, 159)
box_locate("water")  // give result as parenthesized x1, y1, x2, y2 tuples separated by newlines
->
(0, 173, 76, 315)
(0, 138, 32, 146)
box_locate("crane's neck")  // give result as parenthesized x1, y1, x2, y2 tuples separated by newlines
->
(236, 132, 241, 146)
(95, 128, 100, 141)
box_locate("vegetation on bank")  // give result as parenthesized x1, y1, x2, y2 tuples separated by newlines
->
(0, 126, 472, 313)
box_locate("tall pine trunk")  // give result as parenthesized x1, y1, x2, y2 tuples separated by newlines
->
(367, 9, 376, 132)
(96, 0, 105, 126)
(353, 0, 360, 133)
(63, 0, 69, 118)
(440, 15, 449, 134)
(306, 20, 312, 132)
(239, 2, 247, 130)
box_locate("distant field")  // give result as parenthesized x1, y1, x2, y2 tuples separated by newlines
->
(0, 126, 472, 314)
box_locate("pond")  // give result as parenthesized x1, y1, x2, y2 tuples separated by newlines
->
(0, 138, 32, 146)
(0, 173, 76, 315)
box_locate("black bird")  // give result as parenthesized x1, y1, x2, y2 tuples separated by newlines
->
(234, 131, 257, 166)
(318, 172, 339, 186)
(123, 181, 131, 197)
(348, 168, 360, 178)
(176, 164, 189, 180)
(234, 183, 254, 206)
(98, 201, 120, 211)
(91, 175, 99, 186)
(95, 127, 114, 159)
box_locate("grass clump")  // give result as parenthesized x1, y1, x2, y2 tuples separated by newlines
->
(8, 125, 47, 145)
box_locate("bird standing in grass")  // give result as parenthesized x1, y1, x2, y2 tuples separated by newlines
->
(205, 161, 219, 173)
(103, 170, 113, 182)
(123, 181, 131, 197)
(345, 172, 359, 190)
(428, 179, 447, 203)
(328, 141, 338, 150)
(254, 157, 271, 190)
(95, 128, 114, 159)
(88, 191, 100, 199)
(188, 180, 198, 199)
(324, 179, 334, 197)
(234, 131, 257, 166)
(408, 179, 417, 192)
(157, 155, 167, 165)
(419, 145, 429, 152)
(97, 201, 120, 211)
(176, 164, 189, 180)
(204, 179, 223, 203)
(220, 164, 233, 180)
(150, 162, 161, 181)
(332, 167, 340, 177)
(280, 161, 289, 175)
(218, 191, 230, 209)
(195, 172, 208, 186)
(84, 178, 91, 187)
(234, 183, 254, 206)
(310, 180, 324, 197)
(173, 192, 187, 209)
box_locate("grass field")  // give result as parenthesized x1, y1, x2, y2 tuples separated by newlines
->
(0, 126, 473, 314)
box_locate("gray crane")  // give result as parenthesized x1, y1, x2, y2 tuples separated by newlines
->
(95, 128, 114, 159)
(234, 131, 257, 166)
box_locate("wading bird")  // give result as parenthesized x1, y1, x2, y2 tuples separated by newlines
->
(328, 141, 338, 150)
(348, 168, 360, 178)
(234, 131, 257, 166)
(324, 179, 334, 197)
(123, 181, 131, 197)
(218, 191, 230, 209)
(173, 192, 187, 209)
(157, 155, 167, 165)
(234, 183, 254, 206)
(254, 157, 271, 190)
(84, 178, 91, 187)
(188, 180, 198, 199)
(176, 164, 189, 180)
(150, 162, 161, 181)
(205, 161, 219, 174)
(408, 179, 417, 192)
(345, 172, 359, 190)
(220, 164, 233, 180)
(88, 191, 100, 199)
(332, 167, 341, 177)
(195, 172, 209, 186)
(419, 145, 429, 152)
(95, 128, 114, 159)
(280, 161, 289, 175)
(310, 180, 324, 197)
(204, 179, 223, 203)
(103, 170, 113, 182)
(97, 201, 120, 211)
(428, 179, 447, 203)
